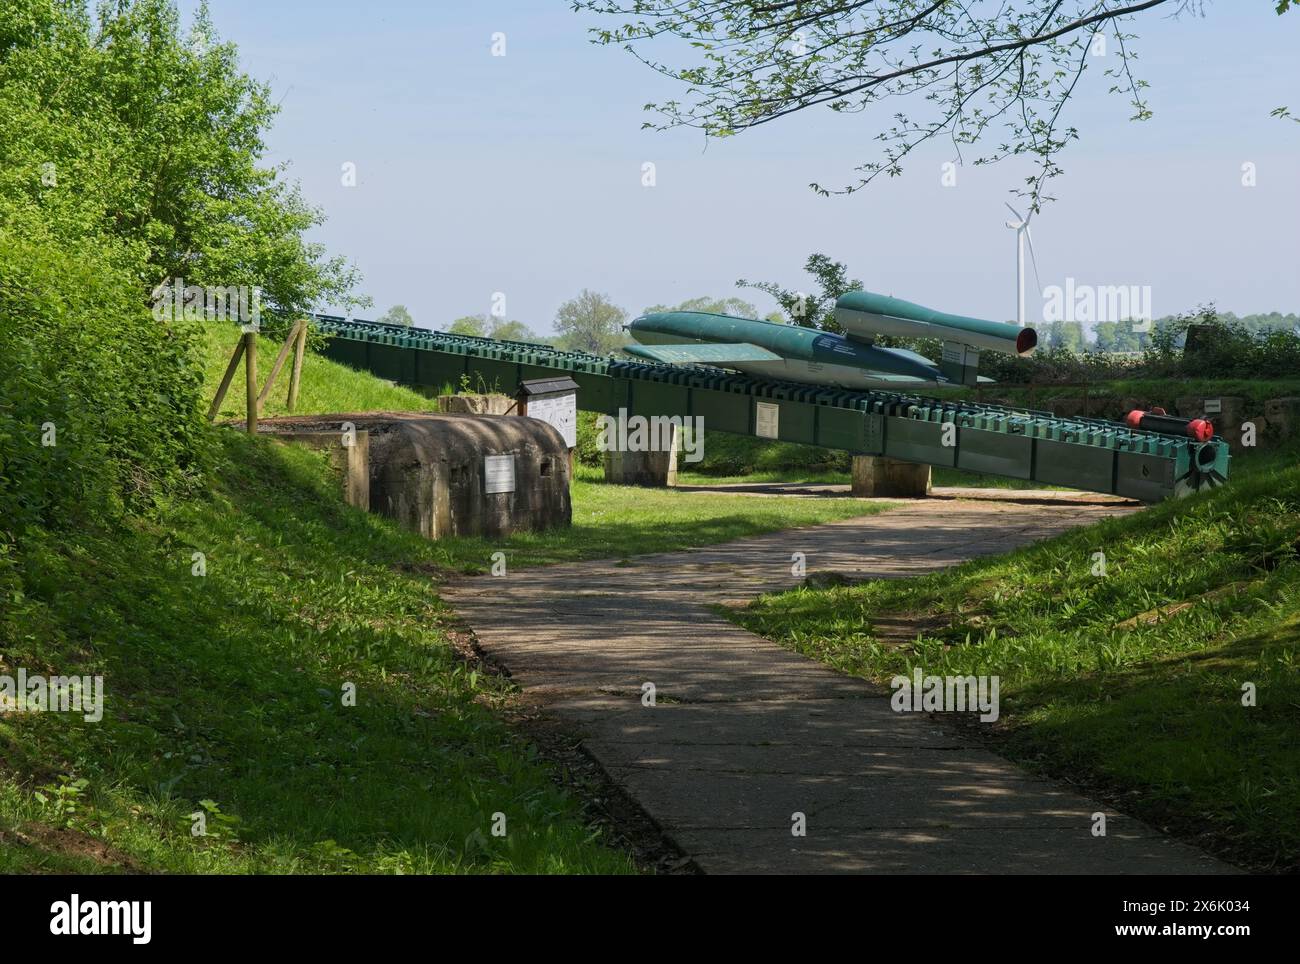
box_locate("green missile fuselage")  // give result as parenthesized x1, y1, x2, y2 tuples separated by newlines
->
(836, 291, 1037, 356)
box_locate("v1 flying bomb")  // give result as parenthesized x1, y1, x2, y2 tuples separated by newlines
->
(624, 290, 1037, 390)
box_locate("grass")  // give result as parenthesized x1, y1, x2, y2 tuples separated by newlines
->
(432, 465, 880, 572)
(201, 323, 439, 421)
(675, 465, 1061, 490)
(675, 468, 851, 486)
(731, 444, 1300, 870)
(930, 467, 1069, 490)
(201, 323, 882, 570)
(0, 329, 886, 873)
(681, 430, 850, 480)
(15, 328, 1281, 871)
(0, 433, 640, 873)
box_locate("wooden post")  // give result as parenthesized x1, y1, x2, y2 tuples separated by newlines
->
(207, 336, 247, 422)
(287, 320, 308, 412)
(243, 330, 258, 435)
(257, 320, 304, 415)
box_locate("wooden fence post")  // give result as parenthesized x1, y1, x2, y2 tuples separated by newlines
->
(207, 336, 247, 422)
(256, 319, 304, 415)
(244, 330, 258, 435)
(287, 320, 308, 412)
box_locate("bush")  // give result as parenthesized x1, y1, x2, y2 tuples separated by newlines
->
(979, 345, 1141, 384)
(0, 230, 207, 537)
(975, 305, 1300, 385)
(0, 0, 364, 540)
(575, 410, 604, 467)
(1144, 305, 1300, 380)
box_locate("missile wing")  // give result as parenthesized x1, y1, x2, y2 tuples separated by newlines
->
(624, 310, 946, 390)
(623, 342, 782, 365)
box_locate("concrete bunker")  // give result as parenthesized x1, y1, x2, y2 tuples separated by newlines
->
(258, 413, 571, 539)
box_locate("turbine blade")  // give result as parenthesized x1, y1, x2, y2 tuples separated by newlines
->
(1024, 226, 1043, 303)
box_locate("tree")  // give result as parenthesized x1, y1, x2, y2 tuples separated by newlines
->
(489, 319, 536, 342)
(447, 314, 537, 342)
(642, 295, 762, 318)
(0, 0, 362, 321)
(448, 315, 487, 337)
(1095, 320, 1145, 353)
(577, 1, 1294, 208)
(554, 290, 628, 354)
(377, 304, 414, 326)
(1052, 320, 1087, 352)
(0, 0, 362, 529)
(737, 253, 863, 332)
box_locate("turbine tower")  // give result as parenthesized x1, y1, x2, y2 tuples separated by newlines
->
(1004, 203, 1042, 327)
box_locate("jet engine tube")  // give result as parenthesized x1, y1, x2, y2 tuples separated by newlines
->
(835, 291, 1037, 356)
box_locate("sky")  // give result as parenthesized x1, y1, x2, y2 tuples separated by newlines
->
(180, 1, 1299, 334)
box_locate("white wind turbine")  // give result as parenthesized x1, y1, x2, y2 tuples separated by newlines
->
(1004, 202, 1043, 327)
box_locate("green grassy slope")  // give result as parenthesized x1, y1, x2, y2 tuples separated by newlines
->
(0, 433, 637, 873)
(201, 324, 438, 420)
(733, 447, 1300, 870)
(0, 330, 882, 873)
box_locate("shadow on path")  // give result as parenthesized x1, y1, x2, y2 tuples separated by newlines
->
(445, 492, 1230, 874)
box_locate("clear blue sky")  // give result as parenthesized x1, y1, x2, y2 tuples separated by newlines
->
(182, 1, 1298, 332)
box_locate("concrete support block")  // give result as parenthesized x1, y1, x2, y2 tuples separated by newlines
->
(603, 423, 679, 487)
(436, 393, 515, 415)
(266, 430, 370, 510)
(1174, 395, 1246, 423)
(851, 455, 932, 498)
(1265, 397, 1300, 439)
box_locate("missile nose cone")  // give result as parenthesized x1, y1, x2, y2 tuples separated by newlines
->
(1015, 327, 1037, 354)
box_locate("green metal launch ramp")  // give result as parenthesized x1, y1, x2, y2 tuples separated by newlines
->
(311, 314, 1229, 502)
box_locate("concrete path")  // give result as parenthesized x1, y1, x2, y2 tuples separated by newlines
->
(444, 495, 1230, 874)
